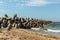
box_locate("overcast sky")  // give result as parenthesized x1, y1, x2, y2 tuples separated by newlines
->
(0, 0, 60, 22)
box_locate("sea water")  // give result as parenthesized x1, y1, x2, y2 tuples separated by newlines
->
(31, 22, 60, 36)
(45, 22, 60, 32)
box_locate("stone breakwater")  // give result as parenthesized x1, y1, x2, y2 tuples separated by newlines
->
(0, 14, 52, 30)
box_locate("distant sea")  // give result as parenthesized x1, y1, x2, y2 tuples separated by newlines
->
(31, 22, 60, 36)
(45, 22, 60, 30)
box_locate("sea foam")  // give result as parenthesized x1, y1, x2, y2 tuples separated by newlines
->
(47, 29, 60, 32)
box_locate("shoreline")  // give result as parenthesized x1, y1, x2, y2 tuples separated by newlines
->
(30, 28, 60, 36)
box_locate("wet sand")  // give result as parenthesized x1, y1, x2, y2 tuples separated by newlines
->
(0, 28, 60, 40)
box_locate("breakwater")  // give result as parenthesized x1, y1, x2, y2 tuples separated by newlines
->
(0, 14, 52, 30)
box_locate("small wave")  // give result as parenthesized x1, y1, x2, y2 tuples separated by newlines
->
(47, 29, 60, 32)
(31, 28, 60, 33)
(31, 28, 40, 31)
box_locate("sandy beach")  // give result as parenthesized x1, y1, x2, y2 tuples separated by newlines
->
(0, 28, 60, 40)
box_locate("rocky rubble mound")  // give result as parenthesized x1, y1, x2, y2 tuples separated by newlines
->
(0, 14, 52, 30)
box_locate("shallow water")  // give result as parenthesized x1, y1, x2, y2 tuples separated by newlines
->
(31, 22, 60, 36)
(45, 22, 60, 30)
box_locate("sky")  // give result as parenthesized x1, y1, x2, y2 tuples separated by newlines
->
(0, 0, 60, 22)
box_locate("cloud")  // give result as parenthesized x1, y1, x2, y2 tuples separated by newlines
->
(26, 0, 60, 6)
(10, 0, 60, 6)
(26, 0, 49, 6)
(1, 0, 60, 7)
